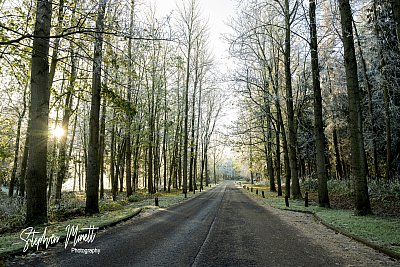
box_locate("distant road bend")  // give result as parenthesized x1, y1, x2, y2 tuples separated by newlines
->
(10, 181, 345, 266)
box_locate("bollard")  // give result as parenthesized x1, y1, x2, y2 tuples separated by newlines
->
(256, 189, 258, 195)
(251, 187, 253, 192)
(285, 195, 289, 207)
(155, 197, 159, 207)
(262, 191, 265, 198)
(305, 192, 309, 207)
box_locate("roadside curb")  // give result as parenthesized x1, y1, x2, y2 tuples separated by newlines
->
(240, 185, 400, 261)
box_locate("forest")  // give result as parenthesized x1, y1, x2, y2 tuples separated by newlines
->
(227, 0, 400, 216)
(0, 0, 400, 234)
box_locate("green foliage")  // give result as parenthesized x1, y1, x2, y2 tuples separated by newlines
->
(48, 192, 86, 222)
(99, 200, 125, 212)
(128, 193, 143, 202)
(102, 86, 136, 116)
(0, 194, 26, 233)
(301, 177, 319, 192)
(327, 179, 353, 194)
(369, 180, 400, 199)
(300, 178, 353, 194)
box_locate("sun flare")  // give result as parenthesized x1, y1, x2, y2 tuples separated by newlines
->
(52, 126, 65, 139)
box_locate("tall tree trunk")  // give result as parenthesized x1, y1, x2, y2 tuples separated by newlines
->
(372, 1, 393, 182)
(338, 0, 372, 215)
(148, 97, 155, 194)
(48, 0, 64, 91)
(249, 133, 254, 184)
(126, 0, 135, 197)
(268, 62, 282, 196)
(48, 110, 60, 201)
(99, 98, 106, 199)
(213, 149, 217, 184)
(189, 42, 201, 192)
(265, 98, 275, 192)
(391, 0, 400, 48)
(353, 18, 379, 179)
(284, 0, 301, 199)
(55, 50, 76, 200)
(162, 58, 168, 192)
(194, 78, 203, 191)
(125, 124, 132, 196)
(183, 45, 191, 197)
(309, 0, 330, 207)
(278, 101, 291, 197)
(382, 62, 392, 182)
(117, 139, 126, 193)
(276, 115, 282, 196)
(111, 118, 117, 200)
(86, 0, 107, 214)
(205, 152, 209, 186)
(333, 128, 344, 179)
(25, 0, 52, 225)
(133, 123, 141, 192)
(19, 122, 29, 197)
(9, 83, 28, 197)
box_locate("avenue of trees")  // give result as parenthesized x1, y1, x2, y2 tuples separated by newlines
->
(0, 0, 222, 224)
(1, 0, 400, 225)
(227, 0, 400, 215)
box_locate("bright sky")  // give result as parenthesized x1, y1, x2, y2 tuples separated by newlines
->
(149, 0, 236, 67)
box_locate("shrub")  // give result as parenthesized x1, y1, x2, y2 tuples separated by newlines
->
(301, 177, 319, 192)
(99, 201, 124, 212)
(327, 179, 352, 194)
(48, 193, 86, 222)
(128, 194, 142, 203)
(0, 196, 26, 232)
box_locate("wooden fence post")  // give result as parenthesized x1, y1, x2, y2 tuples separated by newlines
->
(285, 195, 289, 207)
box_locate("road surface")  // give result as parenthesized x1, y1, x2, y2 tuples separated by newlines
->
(4, 182, 372, 266)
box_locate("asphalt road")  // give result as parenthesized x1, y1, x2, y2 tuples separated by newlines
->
(7, 181, 343, 266)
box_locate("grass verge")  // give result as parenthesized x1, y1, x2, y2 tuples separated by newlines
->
(0, 185, 216, 257)
(240, 182, 400, 259)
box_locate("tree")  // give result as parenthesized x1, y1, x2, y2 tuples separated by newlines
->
(338, 0, 372, 215)
(125, 0, 135, 197)
(86, 0, 107, 214)
(178, 0, 203, 197)
(391, 0, 400, 48)
(283, 0, 302, 199)
(25, 0, 53, 225)
(8, 83, 28, 197)
(309, 0, 330, 207)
